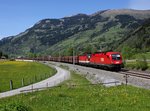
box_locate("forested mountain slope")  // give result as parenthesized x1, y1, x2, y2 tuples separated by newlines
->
(0, 9, 150, 57)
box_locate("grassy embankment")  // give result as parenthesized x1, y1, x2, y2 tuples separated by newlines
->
(0, 70, 150, 111)
(0, 61, 56, 92)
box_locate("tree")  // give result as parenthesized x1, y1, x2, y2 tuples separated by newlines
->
(66, 47, 73, 56)
(121, 46, 135, 60)
(3, 54, 8, 59)
(0, 51, 2, 58)
(83, 44, 97, 54)
(27, 52, 37, 58)
(84, 44, 91, 54)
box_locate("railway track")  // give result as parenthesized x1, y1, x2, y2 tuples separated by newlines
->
(119, 70, 150, 79)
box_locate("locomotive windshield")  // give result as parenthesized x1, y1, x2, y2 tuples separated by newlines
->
(111, 54, 121, 60)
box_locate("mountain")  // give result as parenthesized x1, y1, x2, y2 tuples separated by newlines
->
(117, 18, 150, 52)
(0, 9, 150, 57)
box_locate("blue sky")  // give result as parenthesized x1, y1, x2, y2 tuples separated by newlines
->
(0, 0, 150, 39)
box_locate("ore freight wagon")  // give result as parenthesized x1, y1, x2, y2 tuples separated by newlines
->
(50, 56, 79, 64)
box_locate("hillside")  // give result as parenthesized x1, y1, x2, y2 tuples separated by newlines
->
(0, 9, 150, 57)
(117, 18, 150, 53)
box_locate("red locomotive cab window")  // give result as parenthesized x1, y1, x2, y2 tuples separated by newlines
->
(111, 54, 121, 60)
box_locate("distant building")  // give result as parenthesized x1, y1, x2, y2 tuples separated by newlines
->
(1, 56, 6, 59)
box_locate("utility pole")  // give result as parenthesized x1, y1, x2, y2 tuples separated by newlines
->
(59, 37, 62, 62)
(73, 44, 75, 65)
(72, 40, 76, 67)
(59, 48, 61, 62)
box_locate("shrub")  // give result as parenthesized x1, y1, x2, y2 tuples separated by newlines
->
(124, 61, 136, 69)
(136, 55, 148, 71)
(131, 64, 136, 69)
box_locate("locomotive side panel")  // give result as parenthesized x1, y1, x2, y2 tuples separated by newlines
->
(90, 53, 111, 65)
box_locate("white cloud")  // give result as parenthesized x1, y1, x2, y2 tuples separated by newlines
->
(129, 0, 150, 10)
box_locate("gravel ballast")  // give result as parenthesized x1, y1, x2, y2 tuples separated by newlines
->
(51, 62, 150, 89)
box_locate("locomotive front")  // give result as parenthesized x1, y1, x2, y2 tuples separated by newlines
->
(107, 52, 124, 70)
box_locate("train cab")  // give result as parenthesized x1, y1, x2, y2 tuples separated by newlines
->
(106, 52, 124, 70)
(89, 52, 123, 70)
(79, 53, 91, 65)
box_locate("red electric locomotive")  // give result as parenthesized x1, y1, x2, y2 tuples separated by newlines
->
(78, 52, 123, 70)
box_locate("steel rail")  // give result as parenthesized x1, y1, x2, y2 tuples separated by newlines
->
(119, 71, 150, 79)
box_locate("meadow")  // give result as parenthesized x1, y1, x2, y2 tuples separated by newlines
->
(0, 61, 56, 92)
(0, 71, 150, 111)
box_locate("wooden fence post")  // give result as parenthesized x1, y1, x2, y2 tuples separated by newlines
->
(124, 74, 129, 86)
(22, 78, 24, 87)
(10, 80, 13, 90)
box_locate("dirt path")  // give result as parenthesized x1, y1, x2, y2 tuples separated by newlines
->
(0, 62, 70, 98)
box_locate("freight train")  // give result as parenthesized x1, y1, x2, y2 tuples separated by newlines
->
(34, 51, 124, 71)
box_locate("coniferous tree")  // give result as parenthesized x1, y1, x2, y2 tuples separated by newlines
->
(0, 51, 3, 58)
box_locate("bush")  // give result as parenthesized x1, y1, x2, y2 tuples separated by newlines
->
(136, 55, 148, 71)
(136, 60, 148, 71)
(9, 58, 16, 61)
(131, 64, 136, 69)
(125, 63, 136, 69)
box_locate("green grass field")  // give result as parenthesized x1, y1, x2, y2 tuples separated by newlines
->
(0, 61, 56, 92)
(0, 71, 150, 111)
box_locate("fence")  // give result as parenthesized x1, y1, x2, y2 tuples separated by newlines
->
(0, 73, 52, 93)
(20, 81, 120, 94)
